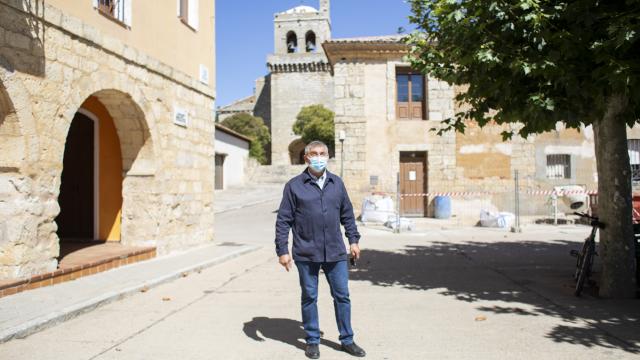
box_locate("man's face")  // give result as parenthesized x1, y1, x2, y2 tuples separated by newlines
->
(304, 146, 329, 164)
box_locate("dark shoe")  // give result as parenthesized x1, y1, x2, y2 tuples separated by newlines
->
(305, 344, 320, 359)
(342, 342, 366, 357)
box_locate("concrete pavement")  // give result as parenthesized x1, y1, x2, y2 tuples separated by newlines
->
(0, 242, 259, 343)
(214, 183, 283, 214)
(1, 193, 639, 359)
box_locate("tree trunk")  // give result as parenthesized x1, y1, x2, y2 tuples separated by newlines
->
(592, 93, 637, 299)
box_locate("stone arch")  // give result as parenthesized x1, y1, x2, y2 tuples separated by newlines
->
(286, 31, 298, 53)
(53, 79, 161, 248)
(86, 89, 156, 246)
(0, 73, 50, 279)
(0, 68, 39, 171)
(54, 70, 161, 166)
(305, 31, 317, 52)
(0, 82, 24, 172)
(91, 89, 156, 176)
(289, 139, 307, 165)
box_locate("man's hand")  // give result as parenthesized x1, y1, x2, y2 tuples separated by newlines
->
(350, 243, 361, 260)
(279, 254, 293, 272)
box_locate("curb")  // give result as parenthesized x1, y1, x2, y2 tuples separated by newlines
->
(0, 245, 260, 343)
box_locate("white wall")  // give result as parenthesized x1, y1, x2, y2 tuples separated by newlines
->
(214, 130, 250, 189)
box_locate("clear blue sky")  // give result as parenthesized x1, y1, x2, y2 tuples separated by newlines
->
(215, 0, 414, 107)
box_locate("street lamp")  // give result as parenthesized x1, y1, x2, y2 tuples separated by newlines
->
(339, 130, 346, 178)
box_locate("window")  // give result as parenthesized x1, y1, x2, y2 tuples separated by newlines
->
(95, 0, 131, 27)
(178, 0, 199, 30)
(286, 31, 298, 53)
(305, 31, 316, 52)
(546, 154, 571, 179)
(629, 139, 640, 184)
(396, 69, 425, 120)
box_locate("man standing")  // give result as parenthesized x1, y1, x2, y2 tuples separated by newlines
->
(275, 141, 366, 359)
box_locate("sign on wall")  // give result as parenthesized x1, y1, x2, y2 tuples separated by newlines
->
(174, 106, 189, 127)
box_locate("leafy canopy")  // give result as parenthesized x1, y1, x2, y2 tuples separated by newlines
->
(221, 113, 271, 164)
(293, 104, 336, 155)
(406, 0, 640, 139)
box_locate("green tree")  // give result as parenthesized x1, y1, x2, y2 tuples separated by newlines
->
(407, 0, 639, 297)
(293, 104, 335, 156)
(221, 113, 271, 164)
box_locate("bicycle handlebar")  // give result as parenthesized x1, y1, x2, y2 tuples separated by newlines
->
(573, 212, 606, 229)
(573, 211, 595, 219)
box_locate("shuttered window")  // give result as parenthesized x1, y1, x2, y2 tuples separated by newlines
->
(546, 154, 571, 179)
(396, 68, 425, 120)
(629, 139, 640, 183)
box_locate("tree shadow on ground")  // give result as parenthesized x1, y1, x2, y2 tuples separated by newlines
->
(242, 317, 341, 351)
(350, 239, 640, 353)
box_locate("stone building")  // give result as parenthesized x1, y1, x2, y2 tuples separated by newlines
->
(221, 0, 640, 221)
(323, 36, 640, 220)
(220, 1, 333, 166)
(0, 0, 216, 282)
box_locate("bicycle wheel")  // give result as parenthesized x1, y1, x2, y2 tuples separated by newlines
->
(575, 243, 594, 296)
(573, 239, 589, 281)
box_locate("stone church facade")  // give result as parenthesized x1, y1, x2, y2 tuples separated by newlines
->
(218, 1, 334, 166)
(0, 0, 216, 280)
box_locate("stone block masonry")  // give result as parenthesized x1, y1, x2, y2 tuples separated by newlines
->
(0, 2, 216, 280)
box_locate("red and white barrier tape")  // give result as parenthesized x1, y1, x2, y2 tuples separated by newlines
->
(400, 190, 598, 198)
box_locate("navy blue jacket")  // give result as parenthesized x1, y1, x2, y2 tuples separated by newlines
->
(275, 169, 360, 262)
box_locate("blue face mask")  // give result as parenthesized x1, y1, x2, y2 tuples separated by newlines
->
(309, 156, 328, 172)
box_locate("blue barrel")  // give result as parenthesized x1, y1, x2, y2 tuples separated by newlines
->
(434, 196, 452, 219)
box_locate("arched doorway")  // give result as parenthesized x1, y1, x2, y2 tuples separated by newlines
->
(56, 98, 124, 246)
(56, 111, 97, 241)
(56, 89, 154, 252)
(289, 139, 307, 165)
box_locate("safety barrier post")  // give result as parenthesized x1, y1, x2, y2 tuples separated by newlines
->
(511, 170, 522, 233)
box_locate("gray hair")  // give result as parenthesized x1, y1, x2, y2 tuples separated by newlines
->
(304, 140, 329, 155)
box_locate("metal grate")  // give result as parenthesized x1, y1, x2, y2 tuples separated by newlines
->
(546, 154, 571, 179)
(98, 0, 125, 23)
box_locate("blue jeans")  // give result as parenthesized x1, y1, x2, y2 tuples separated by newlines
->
(295, 260, 354, 345)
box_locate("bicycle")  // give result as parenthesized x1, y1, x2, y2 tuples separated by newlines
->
(570, 211, 605, 296)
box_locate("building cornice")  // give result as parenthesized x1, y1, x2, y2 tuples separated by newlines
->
(322, 41, 409, 68)
(266, 53, 331, 73)
(267, 61, 332, 73)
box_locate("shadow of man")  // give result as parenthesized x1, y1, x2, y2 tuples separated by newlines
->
(242, 317, 341, 351)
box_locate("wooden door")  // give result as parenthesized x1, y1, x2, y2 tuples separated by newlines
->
(400, 152, 427, 216)
(56, 112, 94, 240)
(215, 154, 225, 190)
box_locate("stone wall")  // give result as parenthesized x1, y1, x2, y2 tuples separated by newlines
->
(331, 53, 616, 221)
(0, 1, 216, 280)
(333, 58, 457, 214)
(333, 60, 368, 208)
(270, 68, 334, 165)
